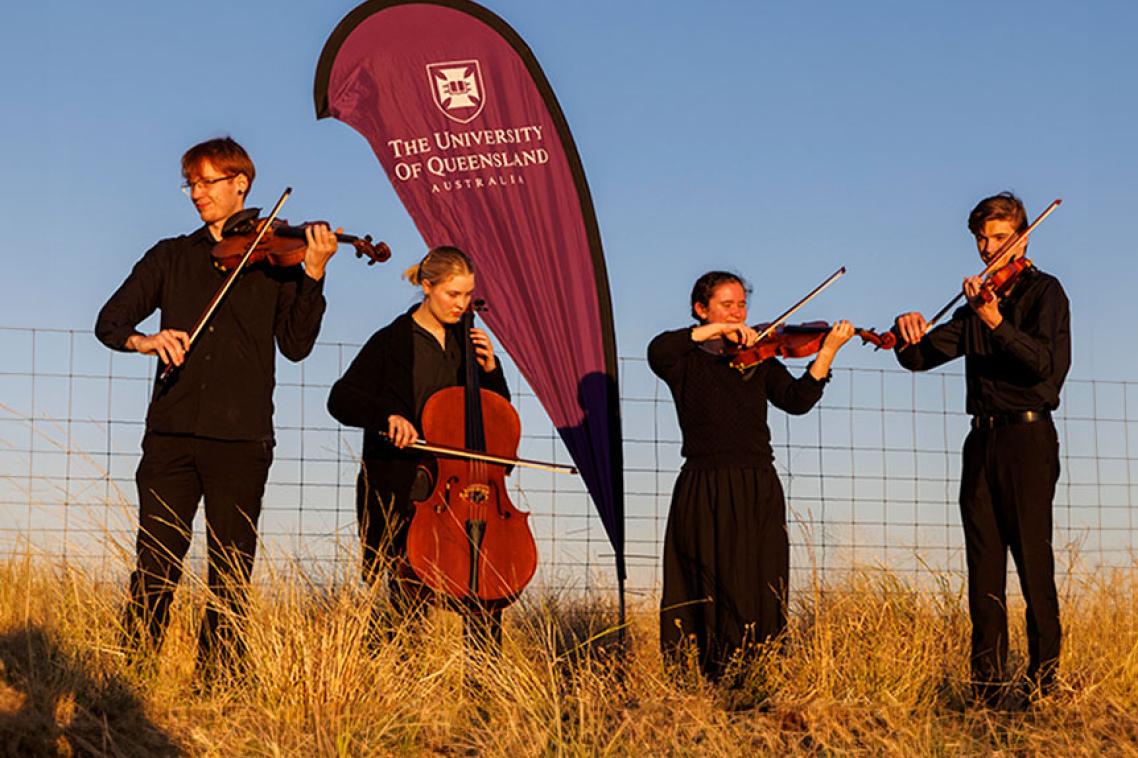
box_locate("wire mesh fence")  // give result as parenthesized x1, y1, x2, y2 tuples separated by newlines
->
(1, 326, 1135, 598)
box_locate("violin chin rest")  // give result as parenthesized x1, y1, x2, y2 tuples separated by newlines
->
(220, 207, 262, 237)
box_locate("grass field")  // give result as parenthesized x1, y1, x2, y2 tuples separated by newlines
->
(2, 554, 1137, 756)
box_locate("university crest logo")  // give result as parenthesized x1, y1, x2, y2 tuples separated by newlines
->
(426, 60, 486, 124)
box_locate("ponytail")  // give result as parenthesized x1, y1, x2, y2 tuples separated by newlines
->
(403, 246, 474, 286)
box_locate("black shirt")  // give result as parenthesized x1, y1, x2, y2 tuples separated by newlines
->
(412, 321, 462, 419)
(648, 328, 827, 469)
(895, 266, 1070, 414)
(95, 224, 327, 441)
(327, 308, 510, 461)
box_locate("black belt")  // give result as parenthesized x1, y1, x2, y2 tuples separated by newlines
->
(971, 410, 1049, 430)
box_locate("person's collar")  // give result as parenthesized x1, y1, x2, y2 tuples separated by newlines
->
(188, 224, 214, 245)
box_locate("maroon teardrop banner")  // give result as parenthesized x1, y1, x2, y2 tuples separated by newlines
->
(316, 0, 626, 581)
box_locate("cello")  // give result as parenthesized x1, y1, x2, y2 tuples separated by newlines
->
(405, 306, 538, 606)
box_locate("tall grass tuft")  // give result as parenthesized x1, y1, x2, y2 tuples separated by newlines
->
(2, 552, 1137, 756)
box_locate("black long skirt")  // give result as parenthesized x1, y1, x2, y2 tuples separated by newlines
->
(660, 465, 788, 681)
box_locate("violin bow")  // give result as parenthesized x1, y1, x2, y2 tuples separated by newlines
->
(378, 432, 578, 474)
(927, 198, 1061, 328)
(754, 266, 847, 342)
(158, 187, 292, 383)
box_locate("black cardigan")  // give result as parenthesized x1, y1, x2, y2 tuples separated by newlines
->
(327, 307, 510, 462)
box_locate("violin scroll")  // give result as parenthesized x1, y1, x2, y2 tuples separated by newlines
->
(350, 234, 391, 265)
(855, 328, 897, 351)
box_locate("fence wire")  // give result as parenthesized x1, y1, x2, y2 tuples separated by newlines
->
(1, 326, 1134, 597)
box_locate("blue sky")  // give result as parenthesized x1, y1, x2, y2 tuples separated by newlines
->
(1, 0, 1134, 377)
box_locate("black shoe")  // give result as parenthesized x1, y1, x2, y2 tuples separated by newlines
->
(1006, 676, 1053, 709)
(973, 681, 1006, 709)
(996, 684, 1031, 713)
(717, 685, 770, 713)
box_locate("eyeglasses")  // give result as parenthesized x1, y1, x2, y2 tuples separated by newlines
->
(181, 174, 238, 195)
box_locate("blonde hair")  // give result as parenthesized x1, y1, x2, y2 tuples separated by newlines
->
(403, 246, 475, 286)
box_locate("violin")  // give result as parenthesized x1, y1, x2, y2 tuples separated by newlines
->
(213, 206, 390, 269)
(971, 256, 1033, 306)
(159, 187, 391, 384)
(405, 306, 538, 606)
(724, 321, 897, 371)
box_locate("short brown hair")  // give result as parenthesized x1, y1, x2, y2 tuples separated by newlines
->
(181, 137, 255, 190)
(403, 246, 475, 286)
(968, 192, 1027, 236)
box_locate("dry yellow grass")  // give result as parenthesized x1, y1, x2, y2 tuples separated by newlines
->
(2, 553, 1137, 756)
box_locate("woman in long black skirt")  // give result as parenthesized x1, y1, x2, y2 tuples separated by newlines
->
(648, 271, 853, 683)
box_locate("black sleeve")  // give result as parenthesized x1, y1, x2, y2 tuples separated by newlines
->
(327, 326, 410, 431)
(894, 306, 967, 372)
(273, 269, 327, 362)
(647, 328, 696, 381)
(764, 359, 826, 415)
(94, 242, 166, 351)
(989, 278, 1070, 382)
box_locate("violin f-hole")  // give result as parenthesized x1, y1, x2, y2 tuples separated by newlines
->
(488, 480, 511, 519)
(436, 476, 460, 513)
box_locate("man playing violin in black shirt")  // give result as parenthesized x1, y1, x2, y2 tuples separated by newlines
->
(892, 192, 1071, 707)
(95, 137, 339, 677)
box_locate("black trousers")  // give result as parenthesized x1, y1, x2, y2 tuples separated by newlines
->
(124, 433, 272, 668)
(959, 419, 1061, 695)
(356, 461, 428, 624)
(660, 465, 788, 682)
(357, 460, 502, 646)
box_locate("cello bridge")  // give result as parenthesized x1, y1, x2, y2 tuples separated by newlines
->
(460, 484, 490, 504)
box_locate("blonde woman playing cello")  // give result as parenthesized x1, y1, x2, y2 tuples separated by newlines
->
(328, 247, 509, 647)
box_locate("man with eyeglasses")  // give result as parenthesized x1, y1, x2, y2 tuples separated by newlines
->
(96, 137, 338, 679)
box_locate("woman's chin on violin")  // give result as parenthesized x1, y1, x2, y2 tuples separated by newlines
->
(689, 292, 854, 382)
